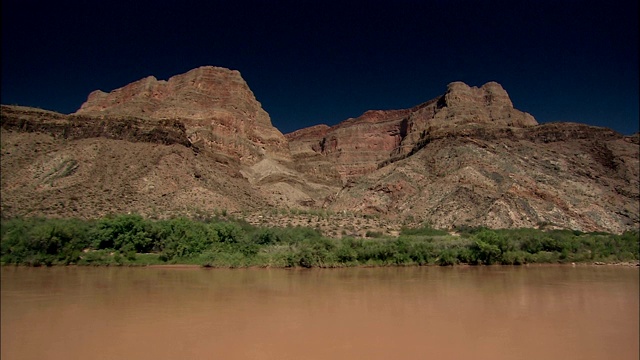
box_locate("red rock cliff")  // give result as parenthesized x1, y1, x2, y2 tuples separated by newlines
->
(288, 81, 537, 180)
(76, 66, 290, 164)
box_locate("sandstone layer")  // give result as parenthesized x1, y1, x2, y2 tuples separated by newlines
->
(0, 105, 337, 218)
(1, 67, 638, 234)
(325, 122, 638, 234)
(76, 66, 290, 164)
(288, 82, 538, 180)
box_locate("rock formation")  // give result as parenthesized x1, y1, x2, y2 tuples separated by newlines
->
(326, 122, 638, 234)
(76, 66, 290, 164)
(287, 81, 538, 180)
(286, 81, 637, 233)
(0, 105, 277, 218)
(1, 67, 638, 234)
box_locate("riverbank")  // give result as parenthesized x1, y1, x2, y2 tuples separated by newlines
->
(3, 260, 638, 269)
(1, 215, 638, 268)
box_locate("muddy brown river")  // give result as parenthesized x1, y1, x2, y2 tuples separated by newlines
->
(1, 266, 638, 360)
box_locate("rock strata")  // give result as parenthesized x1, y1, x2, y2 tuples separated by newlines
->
(288, 81, 537, 180)
(1, 69, 637, 234)
(325, 122, 638, 234)
(76, 66, 290, 164)
(1, 105, 192, 148)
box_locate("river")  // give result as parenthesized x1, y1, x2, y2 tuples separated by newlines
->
(1, 265, 638, 360)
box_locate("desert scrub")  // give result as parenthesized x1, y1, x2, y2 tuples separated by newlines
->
(1, 215, 638, 267)
(1, 217, 93, 266)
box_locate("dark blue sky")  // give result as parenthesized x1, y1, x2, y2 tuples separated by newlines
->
(2, 0, 638, 135)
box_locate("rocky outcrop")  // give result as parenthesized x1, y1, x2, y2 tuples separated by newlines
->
(287, 81, 537, 180)
(434, 81, 537, 128)
(285, 124, 342, 185)
(396, 82, 537, 154)
(285, 124, 331, 154)
(286, 109, 413, 180)
(1, 105, 192, 148)
(326, 122, 639, 234)
(76, 66, 290, 164)
(0, 104, 279, 218)
(1, 69, 637, 233)
(284, 81, 637, 233)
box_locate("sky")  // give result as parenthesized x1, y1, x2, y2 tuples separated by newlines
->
(2, 0, 638, 135)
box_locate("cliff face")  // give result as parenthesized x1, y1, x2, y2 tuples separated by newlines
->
(284, 124, 342, 185)
(288, 81, 537, 180)
(1, 68, 638, 233)
(326, 122, 639, 234)
(76, 66, 290, 164)
(0, 105, 278, 218)
(286, 81, 637, 233)
(0, 105, 192, 148)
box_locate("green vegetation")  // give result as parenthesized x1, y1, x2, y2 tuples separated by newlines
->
(1, 215, 638, 267)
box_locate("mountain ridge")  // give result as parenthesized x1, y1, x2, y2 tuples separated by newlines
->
(1, 66, 637, 234)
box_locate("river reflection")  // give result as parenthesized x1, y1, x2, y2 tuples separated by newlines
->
(2, 266, 638, 360)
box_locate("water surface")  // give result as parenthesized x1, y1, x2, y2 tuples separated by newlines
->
(2, 266, 638, 360)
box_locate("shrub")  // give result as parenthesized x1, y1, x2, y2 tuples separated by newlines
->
(358, 239, 395, 264)
(155, 218, 218, 261)
(335, 238, 359, 263)
(501, 251, 528, 265)
(529, 251, 558, 263)
(476, 229, 511, 253)
(400, 225, 448, 237)
(252, 228, 280, 245)
(295, 237, 337, 268)
(455, 247, 476, 264)
(437, 249, 458, 266)
(407, 241, 436, 265)
(471, 239, 501, 265)
(212, 222, 245, 243)
(1, 218, 92, 265)
(93, 214, 157, 253)
(2, 216, 636, 268)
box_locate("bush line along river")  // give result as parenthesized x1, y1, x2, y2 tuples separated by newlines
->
(1, 214, 638, 268)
